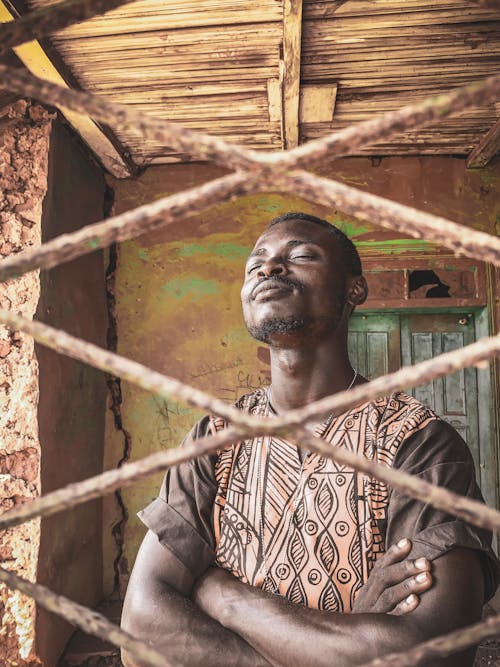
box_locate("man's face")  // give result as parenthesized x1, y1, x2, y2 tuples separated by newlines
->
(241, 219, 352, 345)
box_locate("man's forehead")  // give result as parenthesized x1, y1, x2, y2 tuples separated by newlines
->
(250, 219, 336, 255)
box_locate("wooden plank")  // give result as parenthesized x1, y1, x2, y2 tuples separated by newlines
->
(31, 0, 283, 37)
(0, 0, 133, 177)
(56, 23, 281, 56)
(266, 78, 282, 122)
(467, 117, 500, 168)
(282, 0, 303, 149)
(299, 84, 337, 122)
(304, 0, 498, 20)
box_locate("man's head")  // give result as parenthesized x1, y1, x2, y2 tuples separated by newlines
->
(241, 212, 367, 346)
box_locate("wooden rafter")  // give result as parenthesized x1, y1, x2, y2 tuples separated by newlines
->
(282, 0, 303, 149)
(0, 0, 133, 177)
(467, 117, 500, 169)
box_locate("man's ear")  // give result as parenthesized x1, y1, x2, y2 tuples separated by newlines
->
(347, 276, 368, 307)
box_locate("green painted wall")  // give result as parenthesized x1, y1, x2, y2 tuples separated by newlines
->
(105, 156, 500, 595)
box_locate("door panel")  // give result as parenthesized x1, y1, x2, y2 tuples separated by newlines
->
(348, 314, 400, 380)
(401, 313, 480, 479)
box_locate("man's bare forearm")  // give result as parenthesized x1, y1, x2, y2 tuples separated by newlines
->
(121, 532, 271, 667)
(122, 579, 271, 667)
(197, 573, 420, 667)
(194, 549, 483, 667)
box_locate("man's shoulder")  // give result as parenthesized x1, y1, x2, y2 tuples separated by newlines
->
(376, 392, 472, 469)
(376, 390, 439, 424)
(370, 391, 455, 461)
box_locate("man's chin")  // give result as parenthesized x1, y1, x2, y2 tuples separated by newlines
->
(246, 318, 308, 344)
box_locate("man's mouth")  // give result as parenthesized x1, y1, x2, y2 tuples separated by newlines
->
(251, 278, 299, 301)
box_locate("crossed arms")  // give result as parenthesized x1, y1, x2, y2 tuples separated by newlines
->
(121, 530, 485, 667)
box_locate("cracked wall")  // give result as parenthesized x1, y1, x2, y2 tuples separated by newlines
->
(0, 100, 52, 667)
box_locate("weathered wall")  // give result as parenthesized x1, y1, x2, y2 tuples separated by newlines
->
(0, 101, 52, 667)
(35, 121, 108, 667)
(105, 156, 500, 595)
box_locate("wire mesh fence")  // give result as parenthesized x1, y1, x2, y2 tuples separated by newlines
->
(1, 0, 500, 665)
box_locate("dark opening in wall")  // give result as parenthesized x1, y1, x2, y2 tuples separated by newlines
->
(409, 270, 451, 298)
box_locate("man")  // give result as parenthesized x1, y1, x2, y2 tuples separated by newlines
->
(122, 213, 498, 666)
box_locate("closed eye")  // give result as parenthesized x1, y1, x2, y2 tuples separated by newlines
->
(290, 254, 316, 261)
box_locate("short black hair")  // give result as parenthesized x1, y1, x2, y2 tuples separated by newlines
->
(267, 212, 362, 276)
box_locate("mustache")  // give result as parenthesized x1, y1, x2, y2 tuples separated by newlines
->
(250, 275, 304, 300)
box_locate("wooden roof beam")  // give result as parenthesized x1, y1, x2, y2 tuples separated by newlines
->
(467, 117, 500, 169)
(282, 0, 303, 149)
(0, 0, 134, 178)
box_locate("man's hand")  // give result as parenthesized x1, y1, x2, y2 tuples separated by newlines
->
(193, 538, 432, 622)
(352, 538, 432, 615)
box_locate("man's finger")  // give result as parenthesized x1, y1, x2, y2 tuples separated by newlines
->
(378, 570, 433, 614)
(368, 555, 431, 601)
(373, 538, 412, 569)
(390, 593, 420, 616)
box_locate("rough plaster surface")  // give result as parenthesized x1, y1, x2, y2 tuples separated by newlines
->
(0, 100, 52, 666)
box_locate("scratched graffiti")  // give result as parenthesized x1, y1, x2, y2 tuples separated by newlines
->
(218, 368, 271, 403)
(190, 357, 243, 380)
(153, 396, 193, 448)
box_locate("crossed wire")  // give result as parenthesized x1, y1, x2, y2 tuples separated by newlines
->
(1, 0, 500, 665)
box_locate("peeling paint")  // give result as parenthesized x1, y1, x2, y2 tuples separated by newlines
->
(331, 219, 371, 238)
(161, 277, 220, 301)
(356, 239, 433, 254)
(176, 242, 249, 259)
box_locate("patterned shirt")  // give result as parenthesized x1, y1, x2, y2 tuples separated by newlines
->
(139, 390, 499, 608)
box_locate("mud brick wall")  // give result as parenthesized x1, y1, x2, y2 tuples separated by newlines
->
(0, 100, 52, 667)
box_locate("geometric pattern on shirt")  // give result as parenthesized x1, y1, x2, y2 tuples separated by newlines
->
(211, 389, 437, 612)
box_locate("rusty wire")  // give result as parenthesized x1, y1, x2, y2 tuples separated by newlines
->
(0, 0, 139, 56)
(0, 0, 500, 665)
(0, 566, 173, 667)
(1, 310, 500, 535)
(358, 614, 500, 667)
(1, 68, 500, 282)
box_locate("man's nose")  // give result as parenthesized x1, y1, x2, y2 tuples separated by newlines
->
(257, 256, 287, 277)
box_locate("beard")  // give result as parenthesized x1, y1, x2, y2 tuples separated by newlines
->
(247, 317, 308, 343)
(247, 314, 341, 344)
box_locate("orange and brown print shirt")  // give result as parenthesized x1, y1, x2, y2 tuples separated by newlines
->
(139, 390, 499, 611)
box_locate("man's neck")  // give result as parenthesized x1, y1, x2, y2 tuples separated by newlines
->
(268, 338, 356, 413)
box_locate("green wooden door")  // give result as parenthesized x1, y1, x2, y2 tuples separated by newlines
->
(349, 311, 497, 513)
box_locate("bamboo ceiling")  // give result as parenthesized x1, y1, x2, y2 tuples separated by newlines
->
(17, 0, 500, 169)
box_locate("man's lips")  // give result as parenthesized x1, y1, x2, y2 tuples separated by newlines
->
(251, 279, 298, 301)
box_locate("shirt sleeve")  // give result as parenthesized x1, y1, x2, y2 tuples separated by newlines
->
(138, 415, 219, 579)
(385, 418, 499, 602)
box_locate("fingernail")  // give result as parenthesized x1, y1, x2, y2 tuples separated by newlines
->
(405, 594, 416, 604)
(415, 557, 427, 569)
(416, 572, 428, 583)
(397, 538, 409, 549)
